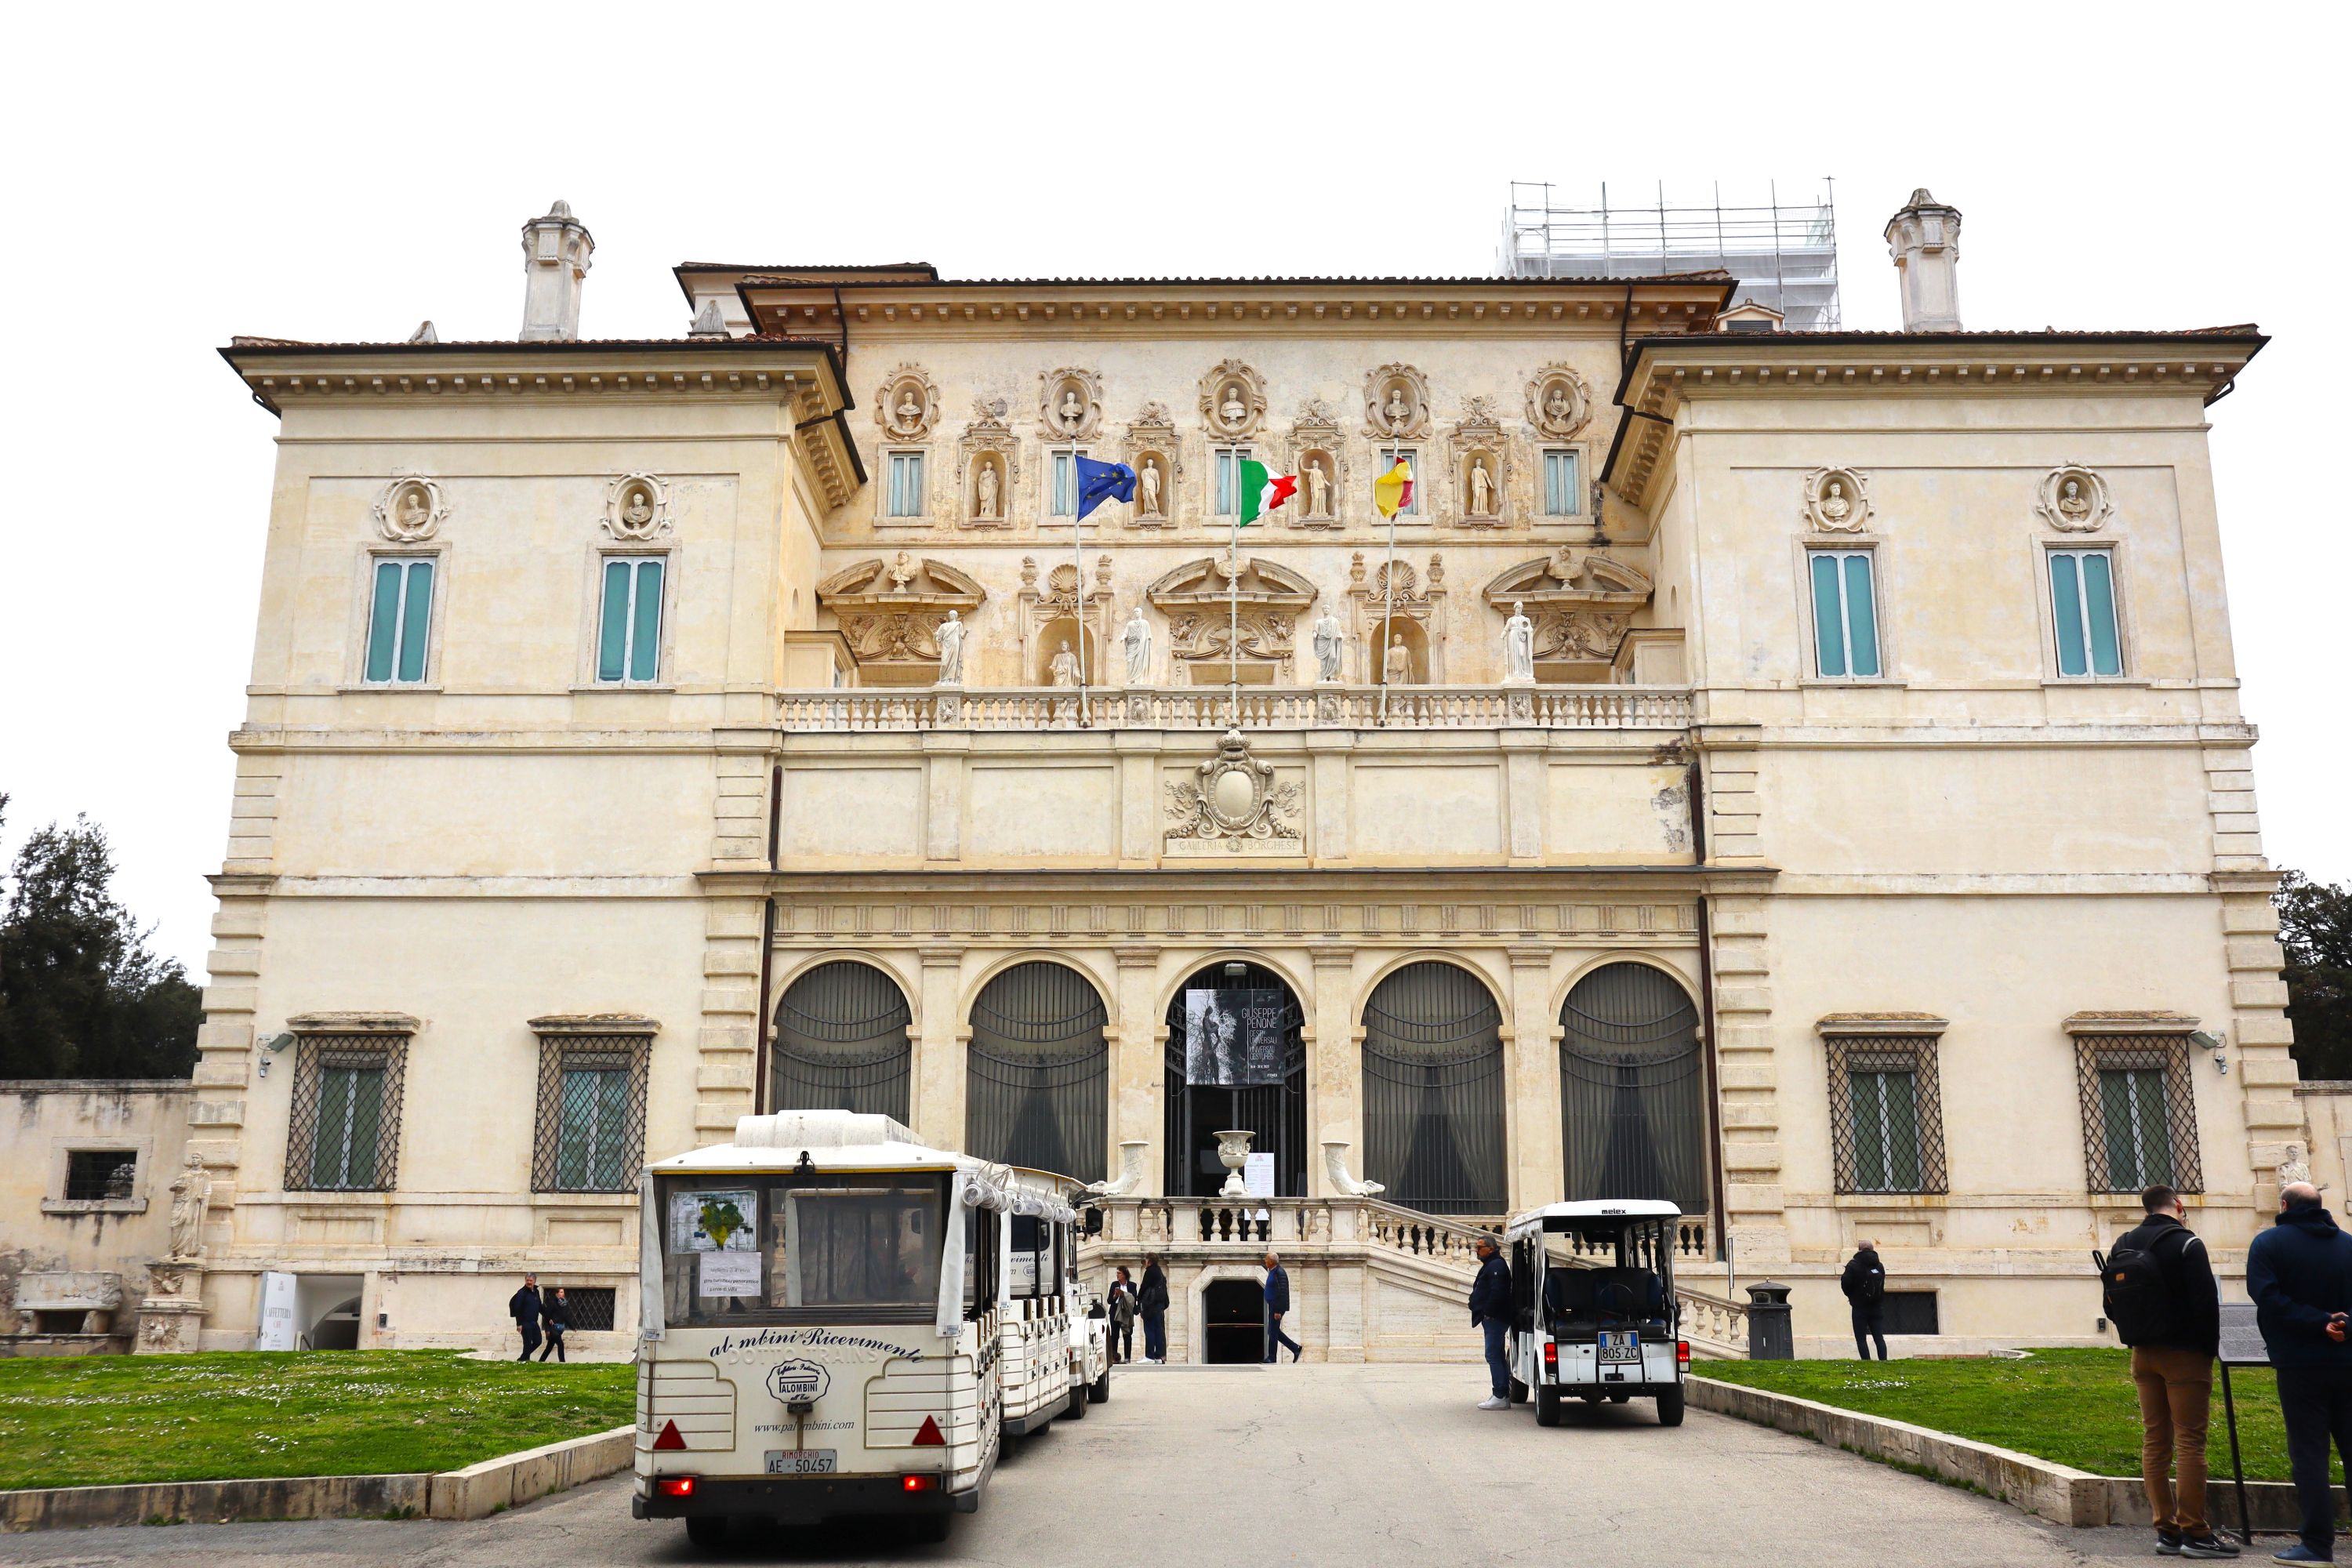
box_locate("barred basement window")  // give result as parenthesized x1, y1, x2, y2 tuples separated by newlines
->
(285, 1035, 408, 1192)
(2074, 1033, 2202, 1195)
(554, 1287, 617, 1331)
(1824, 1034, 1949, 1196)
(64, 1150, 137, 1201)
(531, 1034, 652, 1193)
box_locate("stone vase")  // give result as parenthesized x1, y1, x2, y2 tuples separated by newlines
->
(1214, 1129, 1254, 1198)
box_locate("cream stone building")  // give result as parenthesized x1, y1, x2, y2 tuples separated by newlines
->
(172, 192, 2299, 1358)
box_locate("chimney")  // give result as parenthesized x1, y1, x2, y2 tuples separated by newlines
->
(519, 199, 593, 341)
(1884, 188, 1962, 332)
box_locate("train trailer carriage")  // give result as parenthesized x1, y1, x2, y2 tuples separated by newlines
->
(1503, 1200, 1690, 1429)
(632, 1111, 1106, 1548)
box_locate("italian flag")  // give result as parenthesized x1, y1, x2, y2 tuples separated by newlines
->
(1238, 458, 1298, 526)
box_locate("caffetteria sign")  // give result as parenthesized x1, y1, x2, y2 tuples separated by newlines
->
(766, 1359, 832, 1403)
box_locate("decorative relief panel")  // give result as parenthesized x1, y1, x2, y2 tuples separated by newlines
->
(1363, 363, 1431, 439)
(1482, 547, 1653, 669)
(373, 475, 447, 543)
(1164, 730, 1303, 856)
(1123, 401, 1182, 528)
(877, 365, 940, 441)
(602, 472, 672, 540)
(2036, 462, 2113, 533)
(815, 554, 986, 672)
(1446, 394, 1512, 528)
(1801, 466, 1871, 533)
(1145, 554, 1319, 664)
(1040, 366, 1104, 442)
(1199, 360, 1268, 440)
(959, 398, 1021, 529)
(1526, 365, 1592, 439)
(1285, 397, 1347, 530)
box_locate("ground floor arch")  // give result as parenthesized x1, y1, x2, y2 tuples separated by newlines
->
(1163, 959, 1307, 1196)
(771, 958, 913, 1121)
(1359, 960, 1508, 1215)
(1559, 960, 1709, 1215)
(966, 959, 1109, 1182)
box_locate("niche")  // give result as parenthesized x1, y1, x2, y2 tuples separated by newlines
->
(1370, 617, 1429, 684)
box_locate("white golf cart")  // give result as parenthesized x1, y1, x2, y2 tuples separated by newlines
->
(1502, 1200, 1688, 1428)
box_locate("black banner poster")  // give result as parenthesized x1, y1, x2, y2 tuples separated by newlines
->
(1183, 988, 1286, 1086)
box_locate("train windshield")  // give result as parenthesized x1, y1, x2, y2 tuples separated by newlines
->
(656, 1172, 947, 1327)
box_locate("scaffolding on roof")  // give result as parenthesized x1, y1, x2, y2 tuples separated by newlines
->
(1498, 180, 1842, 332)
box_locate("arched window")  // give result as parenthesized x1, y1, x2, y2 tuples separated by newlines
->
(1360, 962, 1507, 1215)
(1559, 962, 1708, 1214)
(771, 960, 912, 1122)
(1163, 961, 1306, 1196)
(966, 961, 1108, 1182)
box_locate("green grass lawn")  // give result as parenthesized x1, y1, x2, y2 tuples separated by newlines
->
(0, 1350, 635, 1492)
(1700, 1348, 2335, 1483)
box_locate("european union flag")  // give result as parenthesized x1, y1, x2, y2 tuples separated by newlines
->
(1074, 454, 1136, 521)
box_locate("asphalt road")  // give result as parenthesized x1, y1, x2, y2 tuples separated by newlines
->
(0, 1363, 2203, 1566)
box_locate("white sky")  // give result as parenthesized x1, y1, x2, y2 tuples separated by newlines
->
(3, 2, 2346, 973)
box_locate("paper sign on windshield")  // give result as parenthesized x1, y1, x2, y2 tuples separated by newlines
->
(671, 1189, 759, 1253)
(699, 1249, 762, 1298)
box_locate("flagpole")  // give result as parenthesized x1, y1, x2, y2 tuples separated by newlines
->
(1379, 452, 1400, 725)
(1227, 505, 1241, 729)
(1073, 477, 1089, 730)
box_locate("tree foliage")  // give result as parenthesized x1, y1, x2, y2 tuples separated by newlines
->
(2280, 869, 2352, 1081)
(0, 795, 201, 1080)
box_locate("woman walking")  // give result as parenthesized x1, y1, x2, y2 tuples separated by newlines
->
(1138, 1256, 1171, 1363)
(538, 1286, 570, 1363)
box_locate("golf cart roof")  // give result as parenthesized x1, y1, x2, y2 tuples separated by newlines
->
(1505, 1200, 1682, 1239)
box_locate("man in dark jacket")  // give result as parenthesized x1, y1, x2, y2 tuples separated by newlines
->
(1468, 1235, 1512, 1410)
(508, 1273, 543, 1362)
(1839, 1240, 1889, 1360)
(2111, 1184, 2232, 1559)
(1261, 1251, 1301, 1363)
(2249, 1182, 2352, 1564)
(1138, 1257, 1170, 1363)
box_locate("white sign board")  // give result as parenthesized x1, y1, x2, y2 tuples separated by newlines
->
(1243, 1152, 1276, 1199)
(699, 1250, 762, 1299)
(670, 1189, 759, 1253)
(256, 1270, 297, 1351)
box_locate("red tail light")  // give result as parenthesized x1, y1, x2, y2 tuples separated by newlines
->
(652, 1419, 686, 1452)
(656, 1476, 697, 1498)
(1541, 1340, 1558, 1371)
(1676, 1340, 1691, 1367)
(902, 1474, 940, 1493)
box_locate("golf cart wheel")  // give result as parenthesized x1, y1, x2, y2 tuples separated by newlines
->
(1657, 1384, 1686, 1427)
(1508, 1376, 1529, 1404)
(909, 1512, 953, 1544)
(1089, 1368, 1110, 1403)
(1535, 1387, 1563, 1427)
(685, 1515, 729, 1549)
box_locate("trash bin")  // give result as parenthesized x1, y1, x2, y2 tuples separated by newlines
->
(1745, 1281, 1794, 1360)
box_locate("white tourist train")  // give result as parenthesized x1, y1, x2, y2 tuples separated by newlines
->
(632, 1111, 1109, 1547)
(1503, 1200, 1690, 1428)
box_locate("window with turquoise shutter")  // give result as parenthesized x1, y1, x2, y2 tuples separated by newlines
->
(1543, 450, 1581, 515)
(2099, 1067, 2173, 1189)
(2049, 548, 2122, 677)
(597, 557, 666, 684)
(1376, 447, 1421, 515)
(885, 452, 925, 517)
(363, 557, 434, 684)
(1809, 550, 1880, 678)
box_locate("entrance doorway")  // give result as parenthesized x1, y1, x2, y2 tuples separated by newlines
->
(1202, 1279, 1265, 1364)
(1163, 962, 1306, 1196)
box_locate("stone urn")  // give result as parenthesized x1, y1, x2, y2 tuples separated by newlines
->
(1214, 1129, 1255, 1198)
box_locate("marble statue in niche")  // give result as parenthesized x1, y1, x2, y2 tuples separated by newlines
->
(1469, 459, 1494, 517)
(1313, 609, 1344, 684)
(1140, 458, 1163, 517)
(1220, 384, 1248, 428)
(1049, 639, 1081, 688)
(977, 462, 1001, 521)
(1122, 608, 1153, 684)
(1819, 481, 1852, 525)
(934, 609, 966, 684)
(1306, 460, 1331, 519)
(1501, 601, 1535, 684)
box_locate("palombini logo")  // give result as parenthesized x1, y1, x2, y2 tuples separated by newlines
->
(765, 1359, 832, 1403)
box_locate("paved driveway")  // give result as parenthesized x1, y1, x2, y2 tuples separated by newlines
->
(0, 1363, 2194, 1565)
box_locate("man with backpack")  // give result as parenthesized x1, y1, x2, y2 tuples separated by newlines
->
(1840, 1239, 1889, 1359)
(2105, 1183, 2234, 1559)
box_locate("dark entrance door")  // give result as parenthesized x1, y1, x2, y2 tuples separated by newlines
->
(1163, 962, 1306, 1197)
(1202, 1278, 1266, 1364)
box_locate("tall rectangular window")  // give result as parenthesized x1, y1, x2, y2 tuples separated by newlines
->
(1377, 446, 1422, 515)
(2099, 1067, 2173, 1190)
(1824, 1033, 1947, 1196)
(884, 452, 926, 518)
(597, 557, 666, 684)
(1049, 449, 1088, 518)
(1849, 1065, 1923, 1192)
(286, 1035, 407, 1193)
(2073, 1033, 2201, 1195)
(532, 1034, 652, 1193)
(1809, 550, 1881, 678)
(1212, 448, 1250, 517)
(2049, 548, 2122, 677)
(364, 557, 434, 684)
(1542, 450, 1581, 516)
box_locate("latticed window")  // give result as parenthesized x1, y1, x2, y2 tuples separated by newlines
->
(532, 1034, 651, 1193)
(2074, 1033, 2202, 1194)
(1824, 1034, 1949, 1196)
(285, 1035, 408, 1192)
(1363, 961, 1507, 1216)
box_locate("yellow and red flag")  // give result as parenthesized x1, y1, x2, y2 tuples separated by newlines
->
(1372, 457, 1415, 520)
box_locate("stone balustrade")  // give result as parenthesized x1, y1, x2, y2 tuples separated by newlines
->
(775, 684, 1693, 734)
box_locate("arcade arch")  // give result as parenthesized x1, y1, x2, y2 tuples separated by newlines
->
(1359, 960, 1507, 1214)
(771, 958, 913, 1122)
(965, 960, 1109, 1183)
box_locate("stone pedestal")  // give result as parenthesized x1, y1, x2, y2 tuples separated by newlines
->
(133, 1261, 207, 1354)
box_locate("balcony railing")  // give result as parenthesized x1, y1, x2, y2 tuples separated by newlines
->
(776, 684, 1692, 734)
